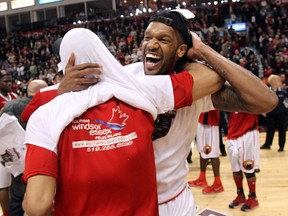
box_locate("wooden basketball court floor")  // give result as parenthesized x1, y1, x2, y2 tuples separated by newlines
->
(1, 132, 287, 216)
(189, 131, 288, 216)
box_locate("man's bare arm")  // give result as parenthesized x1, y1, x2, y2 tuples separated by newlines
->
(0, 188, 10, 215)
(184, 62, 225, 101)
(211, 83, 250, 112)
(57, 53, 102, 95)
(23, 175, 56, 216)
(186, 32, 278, 114)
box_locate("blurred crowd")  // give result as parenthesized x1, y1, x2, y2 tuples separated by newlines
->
(0, 1, 287, 97)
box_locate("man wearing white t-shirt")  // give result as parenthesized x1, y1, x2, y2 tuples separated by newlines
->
(122, 10, 277, 215)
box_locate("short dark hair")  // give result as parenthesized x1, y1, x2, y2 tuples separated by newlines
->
(52, 37, 63, 60)
(148, 11, 192, 48)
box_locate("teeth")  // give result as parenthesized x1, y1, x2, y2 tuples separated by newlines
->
(146, 61, 157, 65)
(146, 53, 161, 59)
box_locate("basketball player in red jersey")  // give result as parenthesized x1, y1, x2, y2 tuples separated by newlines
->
(189, 110, 224, 194)
(227, 112, 260, 212)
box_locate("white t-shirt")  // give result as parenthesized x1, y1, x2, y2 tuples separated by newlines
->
(125, 62, 214, 203)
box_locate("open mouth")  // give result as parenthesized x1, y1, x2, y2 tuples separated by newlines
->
(146, 53, 161, 63)
(145, 53, 162, 71)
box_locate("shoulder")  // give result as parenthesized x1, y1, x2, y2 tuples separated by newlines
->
(123, 62, 144, 76)
(9, 92, 18, 99)
(183, 61, 212, 72)
(40, 84, 59, 93)
(0, 98, 20, 115)
(3, 97, 20, 107)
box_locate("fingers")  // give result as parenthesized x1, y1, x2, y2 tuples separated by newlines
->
(57, 76, 100, 95)
(60, 53, 102, 95)
(65, 64, 102, 80)
(65, 63, 102, 75)
(69, 66, 102, 79)
(76, 77, 101, 85)
(73, 63, 102, 73)
(65, 53, 75, 70)
(190, 31, 198, 37)
(64, 52, 102, 76)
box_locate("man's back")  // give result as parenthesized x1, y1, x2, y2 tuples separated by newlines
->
(24, 98, 159, 215)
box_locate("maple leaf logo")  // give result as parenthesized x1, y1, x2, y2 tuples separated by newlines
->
(108, 106, 129, 126)
(94, 106, 129, 131)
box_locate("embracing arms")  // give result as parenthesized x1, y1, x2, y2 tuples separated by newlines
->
(56, 39, 277, 114)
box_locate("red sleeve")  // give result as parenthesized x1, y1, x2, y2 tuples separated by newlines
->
(169, 71, 193, 109)
(21, 89, 57, 122)
(22, 144, 58, 184)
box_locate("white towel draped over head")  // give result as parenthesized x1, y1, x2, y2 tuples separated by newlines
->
(25, 28, 174, 153)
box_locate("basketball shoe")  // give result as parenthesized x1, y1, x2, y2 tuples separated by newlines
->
(229, 194, 246, 208)
(241, 196, 259, 211)
(202, 184, 224, 194)
(188, 178, 208, 187)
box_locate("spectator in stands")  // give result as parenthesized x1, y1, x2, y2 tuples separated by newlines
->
(231, 49, 242, 64)
(52, 71, 63, 85)
(0, 70, 18, 110)
(45, 68, 55, 85)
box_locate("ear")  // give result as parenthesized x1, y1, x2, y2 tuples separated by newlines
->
(177, 44, 188, 58)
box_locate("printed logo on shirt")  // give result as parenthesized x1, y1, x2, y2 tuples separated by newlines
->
(71, 106, 128, 135)
(95, 105, 129, 130)
(0, 148, 20, 166)
(71, 106, 138, 152)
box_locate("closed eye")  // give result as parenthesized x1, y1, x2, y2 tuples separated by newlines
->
(144, 36, 152, 41)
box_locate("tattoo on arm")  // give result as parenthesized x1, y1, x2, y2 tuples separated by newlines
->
(210, 64, 228, 79)
(212, 85, 249, 113)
